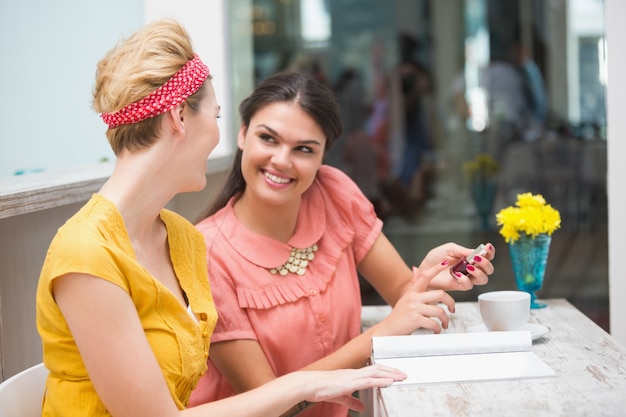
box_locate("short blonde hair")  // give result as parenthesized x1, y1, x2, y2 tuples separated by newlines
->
(92, 19, 206, 155)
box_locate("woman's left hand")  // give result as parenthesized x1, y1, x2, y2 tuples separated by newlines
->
(419, 242, 495, 291)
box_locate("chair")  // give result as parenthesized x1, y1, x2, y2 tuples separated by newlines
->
(0, 363, 47, 417)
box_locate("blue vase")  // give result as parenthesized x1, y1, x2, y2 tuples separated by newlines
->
(471, 179, 497, 230)
(507, 233, 551, 309)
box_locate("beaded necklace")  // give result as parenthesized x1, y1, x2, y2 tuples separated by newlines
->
(269, 244, 319, 276)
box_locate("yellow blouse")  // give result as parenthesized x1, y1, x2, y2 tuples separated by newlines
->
(36, 194, 218, 416)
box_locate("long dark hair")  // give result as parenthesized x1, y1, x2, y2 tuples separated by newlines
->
(197, 71, 343, 221)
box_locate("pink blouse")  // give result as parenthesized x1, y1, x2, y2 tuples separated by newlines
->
(190, 165, 383, 417)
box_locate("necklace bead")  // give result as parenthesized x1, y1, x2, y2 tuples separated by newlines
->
(269, 244, 318, 276)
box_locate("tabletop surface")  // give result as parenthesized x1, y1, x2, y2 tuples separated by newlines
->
(362, 299, 626, 417)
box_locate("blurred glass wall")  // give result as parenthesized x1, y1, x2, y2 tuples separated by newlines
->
(227, 0, 609, 329)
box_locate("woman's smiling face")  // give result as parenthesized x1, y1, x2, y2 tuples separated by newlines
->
(237, 101, 327, 207)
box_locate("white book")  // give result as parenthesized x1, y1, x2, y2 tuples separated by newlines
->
(371, 331, 555, 385)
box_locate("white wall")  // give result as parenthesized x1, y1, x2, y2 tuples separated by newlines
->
(0, 0, 143, 177)
(144, 0, 233, 159)
(606, 0, 626, 345)
(0, 0, 233, 178)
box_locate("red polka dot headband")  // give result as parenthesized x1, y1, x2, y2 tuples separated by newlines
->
(101, 54, 210, 129)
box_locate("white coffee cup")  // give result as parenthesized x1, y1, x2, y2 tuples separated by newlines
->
(478, 291, 530, 331)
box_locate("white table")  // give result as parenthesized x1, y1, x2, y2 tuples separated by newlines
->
(361, 299, 626, 417)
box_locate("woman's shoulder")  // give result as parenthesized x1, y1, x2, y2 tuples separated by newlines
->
(317, 164, 353, 183)
(194, 202, 238, 254)
(313, 165, 371, 209)
(52, 195, 121, 248)
(315, 165, 365, 197)
(195, 204, 226, 237)
(42, 196, 133, 286)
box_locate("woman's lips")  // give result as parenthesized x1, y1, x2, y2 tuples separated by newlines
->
(263, 170, 293, 185)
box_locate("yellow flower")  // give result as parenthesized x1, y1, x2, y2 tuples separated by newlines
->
(463, 153, 500, 181)
(495, 192, 561, 243)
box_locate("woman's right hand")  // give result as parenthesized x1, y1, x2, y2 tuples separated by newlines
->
(375, 265, 456, 335)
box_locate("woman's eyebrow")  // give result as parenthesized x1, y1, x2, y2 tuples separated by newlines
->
(255, 123, 323, 146)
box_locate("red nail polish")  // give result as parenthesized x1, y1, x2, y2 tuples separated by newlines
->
(441, 260, 449, 266)
(450, 244, 487, 278)
(466, 264, 476, 272)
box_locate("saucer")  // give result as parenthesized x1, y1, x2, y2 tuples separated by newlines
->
(466, 323, 550, 341)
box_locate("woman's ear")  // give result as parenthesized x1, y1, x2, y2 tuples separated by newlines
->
(237, 124, 246, 150)
(166, 103, 186, 136)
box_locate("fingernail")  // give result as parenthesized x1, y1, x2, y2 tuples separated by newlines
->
(487, 243, 493, 251)
(473, 255, 482, 263)
(441, 260, 449, 266)
(466, 265, 476, 272)
(454, 272, 462, 278)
